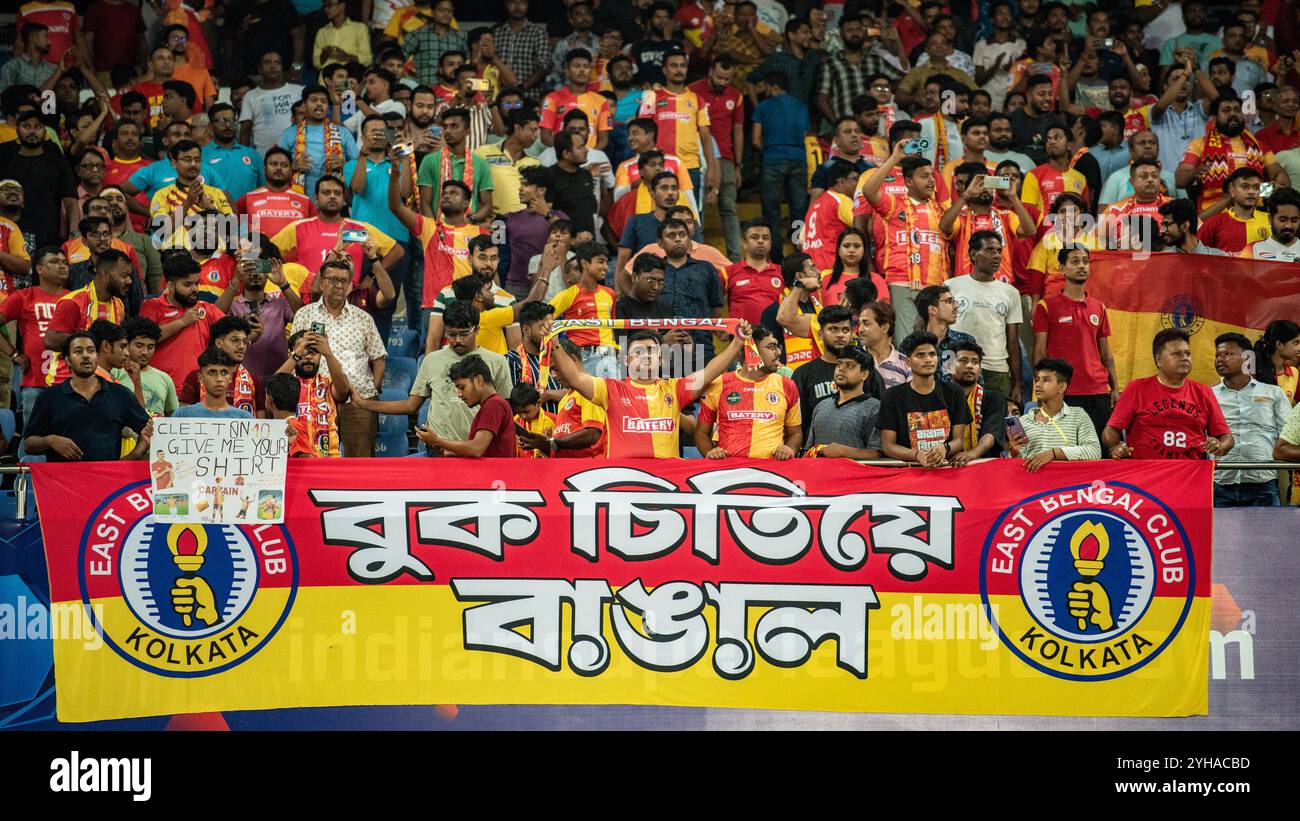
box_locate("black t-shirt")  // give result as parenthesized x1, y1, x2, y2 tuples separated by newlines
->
(792, 357, 885, 439)
(552, 166, 597, 236)
(1009, 110, 1064, 166)
(227, 0, 303, 75)
(26, 377, 149, 462)
(630, 37, 684, 87)
(0, 143, 76, 249)
(879, 379, 973, 454)
(1072, 151, 1102, 213)
(615, 294, 671, 321)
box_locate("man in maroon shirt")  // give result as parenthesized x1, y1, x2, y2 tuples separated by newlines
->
(1031, 245, 1119, 441)
(689, 56, 744, 260)
(415, 353, 517, 457)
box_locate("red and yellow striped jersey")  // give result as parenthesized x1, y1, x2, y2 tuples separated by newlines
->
(1021, 164, 1088, 223)
(551, 284, 616, 347)
(943, 208, 1022, 282)
(637, 87, 710, 170)
(869, 191, 948, 287)
(936, 157, 996, 206)
(1101, 195, 1170, 246)
(46, 284, 125, 385)
(552, 390, 608, 458)
(416, 215, 487, 307)
(591, 377, 694, 458)
(0, 217, 29, 293)
(698, 371, 801, 458)
(541, 87, 613, 148)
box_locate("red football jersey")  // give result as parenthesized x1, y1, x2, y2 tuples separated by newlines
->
(1106, 375, 1230, 460)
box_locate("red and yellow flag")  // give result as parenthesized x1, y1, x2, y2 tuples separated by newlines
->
(1089, 250, 1300, 386)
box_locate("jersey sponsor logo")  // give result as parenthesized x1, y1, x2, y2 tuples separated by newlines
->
(1089, 313, 1100, 326)
(726, 391, 742, 405)
(981, 484, 1195, 681)
(728, 409, 777, 421)
(622, 416, 675, 433)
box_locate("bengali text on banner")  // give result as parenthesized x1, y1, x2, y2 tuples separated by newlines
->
(30, 458, 1211, 723)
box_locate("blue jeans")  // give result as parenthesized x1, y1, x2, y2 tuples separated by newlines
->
(1213, 480, 1280, 507)
(760, 158, 808, 262)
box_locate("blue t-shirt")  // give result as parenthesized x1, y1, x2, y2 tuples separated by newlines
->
(342, 156, 406, 240)
(128, 160, 177, 199)
(277, 123, 359, 198)
(202, 143, 265, 202)
(619, 213, 662, 254)
(612, 89, 644, 125)
(173, 404, 254, 419)
(753, 93, 808, 163)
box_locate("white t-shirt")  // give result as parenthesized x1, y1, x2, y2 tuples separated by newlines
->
(1250, 237, 1300, 263)
(370, 0, 412, 28)
(947, 274, 1024, 373)
(343, 99, 406, 137)
(240, 83, 305, 156)
(972, 38, 1025, 111)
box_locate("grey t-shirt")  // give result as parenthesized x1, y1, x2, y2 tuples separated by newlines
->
(806, 392, 882, 452)
(411, 346, 513, 440)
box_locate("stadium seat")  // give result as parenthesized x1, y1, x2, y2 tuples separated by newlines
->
(682, 446, 703, 459)
(387, 328, 419, 359)
(373, 429, 410, 457)
(379, 387, 408, 403)
(377, 412, 407, 435)
(383, 356, 418, 394)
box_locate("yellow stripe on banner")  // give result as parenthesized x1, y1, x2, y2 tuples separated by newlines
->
(1106, 308, 1261, 387)
(55, 588, 1208, 722)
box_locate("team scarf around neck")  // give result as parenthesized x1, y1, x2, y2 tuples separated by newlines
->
(1199, 123, 1265, 198)
(963, 382, 983, 452)
(514, 343, 543, 386)
(932, 115, 950, 168)
(440, 143, 474, 204)
(294, 121, 342, 193)
(535, 317, 761, 391)
(85, 279, 122, 324)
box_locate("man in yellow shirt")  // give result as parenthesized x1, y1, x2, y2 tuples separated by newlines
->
(315, 0, 373, 68)
(149, 140, 233, 248)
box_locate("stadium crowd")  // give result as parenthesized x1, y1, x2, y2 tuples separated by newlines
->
(1, 0, 1300, 507)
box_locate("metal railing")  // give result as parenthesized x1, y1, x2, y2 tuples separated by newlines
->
(4, 461, 1296, 523)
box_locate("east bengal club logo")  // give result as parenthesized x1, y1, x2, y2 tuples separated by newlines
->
(980, 482, 1195, 681)
(1159, 294, 1205, 336)
(78, 481, 298, 677)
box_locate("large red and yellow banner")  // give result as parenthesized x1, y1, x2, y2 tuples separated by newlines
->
(32, 459, 1211, 723)
(1090, 250, 1300, 386)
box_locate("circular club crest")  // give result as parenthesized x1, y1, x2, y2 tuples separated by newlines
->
(78, 481, 298, 678)
(979, 482, 1195, 681)
(1159, 294, 1205, 336)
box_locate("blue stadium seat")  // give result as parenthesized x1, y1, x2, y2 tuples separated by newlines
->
(377, 412, 407, 435)
(681, 446, 703, 459)
(0, 409, 14, 448)
(383, 356, 418, 394)
(417, 397, 431, 428)
(379, 387, 409, 403)
(386, 328, 419, 359)
(373, 429, 410, 457)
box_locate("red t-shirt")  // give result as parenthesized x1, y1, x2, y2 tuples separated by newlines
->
(129, 82, 167, 128)
(723, 261, 783, 326)
(0, 286, 67, 388)
(104, 155, 153, 232)
(46, 287, 125, 384)
(84, 0, 146, 72)
(552, 391, 607, 458)
(138, 296, 225, 390)
(1106, 375, 1230, 460)
(236, 187, 317, 241)
(1031, 293, 1112, 396)
(198, 254, 238, 297)
(469, 393, 518, 457)
(688, 79, 743, 162)
(802, 191, 853, 271)
(18, 1, 78, 64)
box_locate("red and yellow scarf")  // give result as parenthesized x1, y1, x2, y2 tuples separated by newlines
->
(293, 121, 343, 193)
(439, 144, 474, 201)
(1200, 124, 1266, 198)
(964, 383, 983, 452)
